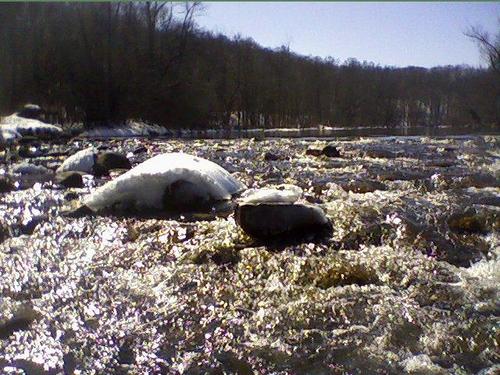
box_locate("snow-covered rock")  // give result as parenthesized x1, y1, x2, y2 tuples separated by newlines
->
(1, 114, 62, 138)
(236, 185, 330, 240)
(80, 121, 171, 138)
(84, 152, 246, 213)
(56, 147, 97, 174)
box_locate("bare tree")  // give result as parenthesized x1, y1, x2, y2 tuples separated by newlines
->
(465, 20, 500, 74)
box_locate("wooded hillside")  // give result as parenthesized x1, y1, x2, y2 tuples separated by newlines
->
(0, 2, 498, 128)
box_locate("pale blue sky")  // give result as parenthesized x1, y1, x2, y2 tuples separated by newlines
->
(196, 2, 499, 68)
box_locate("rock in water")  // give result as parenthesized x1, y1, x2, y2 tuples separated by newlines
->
(322, 144, 341, 157)
(55, 171, 85, 188)
(235, 186, 330, 240)
(57, 148, 131, 176)
(264, 152, 280, 161)
(94, 152, 132, 176)
(306, 148, 323, 157)
(341, 179, 387, 193)
(17, 104, 44, 120)
(0, 176, 15, 193)
(84, 153, 246, 213)
(12, 163, 51, 175)
(57, 147, 97, 174)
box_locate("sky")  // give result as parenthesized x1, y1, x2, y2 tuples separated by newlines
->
(196, 2, 499, 68)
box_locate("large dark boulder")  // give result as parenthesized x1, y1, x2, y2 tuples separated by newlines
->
(236, 203, 330, 239)
(235, 186, 331, 240)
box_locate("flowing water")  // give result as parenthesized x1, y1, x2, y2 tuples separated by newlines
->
(0, 130, 498, 374)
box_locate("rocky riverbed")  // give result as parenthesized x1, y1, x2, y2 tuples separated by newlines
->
(0, 134, 499, 374)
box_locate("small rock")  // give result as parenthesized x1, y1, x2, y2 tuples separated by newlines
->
(17, 104, 44, 120)
(17, 145, 42, 158)
(364, 148, 397, 159)
(20, 215, 47, 235)
(132, 145, 147, 155)
(264, 152, 280, 161)
(341, 180, 387, 193)
(322, 144, 341, 157)
(61, 204, 94, 218)
(306, 148, 323, 157)
(0, 302, 38, 339)
(0, 222, 10, 243)
(94, 152, 132, 176)
(236, 186, 330, 240)
(64, 192, 80, 201)
(0, 175, 15, 193)
(55, 171, 85, 188)
(108, 168, 130, 178)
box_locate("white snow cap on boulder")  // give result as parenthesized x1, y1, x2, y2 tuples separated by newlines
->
(240, 185, 303, 204)
(57, 147, 97, 174)
(84, 152, 246, 212)
(1, 114, 62, 138)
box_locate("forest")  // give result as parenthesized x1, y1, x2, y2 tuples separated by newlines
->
(0, 2, 498, 129)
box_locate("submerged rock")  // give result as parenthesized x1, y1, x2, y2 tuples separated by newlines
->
(84, 152, 246, 214)
(235, 186, 330, 240)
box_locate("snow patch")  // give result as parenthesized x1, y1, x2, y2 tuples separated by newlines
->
(84, 152, 246, 212)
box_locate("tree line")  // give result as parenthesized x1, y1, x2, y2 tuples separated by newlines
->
(0, 2, 498, 129)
